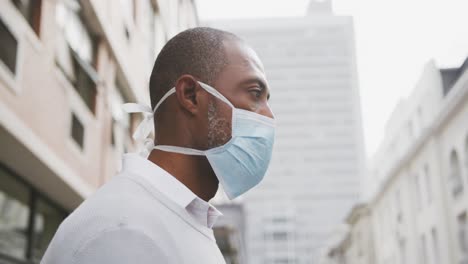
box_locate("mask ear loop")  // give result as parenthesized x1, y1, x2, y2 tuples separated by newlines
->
(153, 82, 236, 156)
(197, 80, 238, 141)
(122, 103, 154, 141)
(122, 88, 176, 141)
(198, 82, 234, 109)
(153, 145, 205, 156)
(149, 84, 206, 156)
(153, 88, 176, 114)
(124, 82, 236, 156)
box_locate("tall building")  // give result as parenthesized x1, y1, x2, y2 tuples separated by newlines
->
(324, 57, 468, 264)
(0, 0, 197, 263)
(206, 1, 365, 263)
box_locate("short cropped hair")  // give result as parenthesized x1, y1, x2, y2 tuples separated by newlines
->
(149, 27, 239, 110)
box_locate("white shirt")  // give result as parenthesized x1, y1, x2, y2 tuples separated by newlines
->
(41, 154, 226, 264)
(123, 153, 223, 228)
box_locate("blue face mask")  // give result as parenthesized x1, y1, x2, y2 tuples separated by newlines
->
(124, 81, 275, 199)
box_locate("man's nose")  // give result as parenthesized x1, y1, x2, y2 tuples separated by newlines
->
(259, 103, 274, 119)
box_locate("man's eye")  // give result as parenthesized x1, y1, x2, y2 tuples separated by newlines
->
(250, 89, 262, 98)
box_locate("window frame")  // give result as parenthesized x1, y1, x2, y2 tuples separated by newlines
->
(423, 165, 432, 204)
(69, 49, 98, 114)
(414, 173, 423, 210)
(110, 75, 135, 156)
(11, 0, 43, 37)
(70, 112, 85, 150)
(465, 136, 468, 181)
(54, 0, 100, 115)
(0, 14, 24, 95)
(458, 212, 468, 256)
(0, 163, 68, 264)
(449, 150, 464, 198)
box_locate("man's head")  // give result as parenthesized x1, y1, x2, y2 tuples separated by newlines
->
(149, 27, 272, 150)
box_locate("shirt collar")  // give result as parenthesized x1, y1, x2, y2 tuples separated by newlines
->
(121, 153, 222, 227)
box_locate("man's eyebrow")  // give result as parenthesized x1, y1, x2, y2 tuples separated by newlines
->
(240, 77, 267, 90)
(239, 77, 270, 100)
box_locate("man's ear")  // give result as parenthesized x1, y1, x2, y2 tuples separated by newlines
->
(174, 75, 201, 115)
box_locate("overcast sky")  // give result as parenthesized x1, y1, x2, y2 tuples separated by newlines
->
(195, 0, 468, 158)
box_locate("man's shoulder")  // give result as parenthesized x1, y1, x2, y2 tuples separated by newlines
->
(62, 173, 167, 228)
(71, 174, 144, 215)
(41, 214, 174, 263)
(41, 173, 174, 262)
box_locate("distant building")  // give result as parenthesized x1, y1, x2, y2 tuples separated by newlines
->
(325, 204, 375, 264)
(324, 57, 468, 264)
(0, 0, 197, 262)
(206, 0, 365, 263)
(213, 202, 247, 264)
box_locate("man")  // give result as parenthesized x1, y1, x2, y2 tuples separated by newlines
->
(41, 27, 275, 263)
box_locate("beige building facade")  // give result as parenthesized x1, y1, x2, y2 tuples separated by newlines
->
(0, 0, 197, 263)
(325, 204, 376, 264)
(323, 57, 468, 264)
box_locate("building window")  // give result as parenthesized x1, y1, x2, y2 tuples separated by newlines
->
(415, 174, 423, 210)
(71, 113, 84, 149)
(465, 137, 468, 181)
(459, 212, 468, 256)
(417, 106, 424, 131)
(110, 75, 134, 155)
(408, 121, 415, 139)
(0, 164, 67, 263)
(55, 0, 98, 114)
(449, 150, 463, 198)
(399, 239, 407, 264)
(31, 197, 66, 262)
(431, 228, 440, 264)
(356, 231, 363, 257)
(396, 189, 403, 222)
(424, 165, 432, 204)
(0, 165, 30, 261)
(420, 234, 428, 264)
(0, 18, 18, 75)
(12, 0, 42, 36)
(120, 0, 135, 40)
(110, 119, 116, 146)
(72, 54, 97, 112)
(273, 258, 291, 264)
(272, 217, 288, 224)
(272, 231, 288, 241)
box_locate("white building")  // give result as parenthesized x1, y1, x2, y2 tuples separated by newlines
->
(325, 57, 468, 264)
(0, 0, 197, 263)
(206, 1, 365, 263)
(369, 58, 468, 264)
(326, 204, 376, 264)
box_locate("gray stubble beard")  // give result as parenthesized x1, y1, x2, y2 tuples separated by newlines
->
(207, 99, 231, 148)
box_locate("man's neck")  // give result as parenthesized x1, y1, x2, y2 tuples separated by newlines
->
(147, 149, 219, 202)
